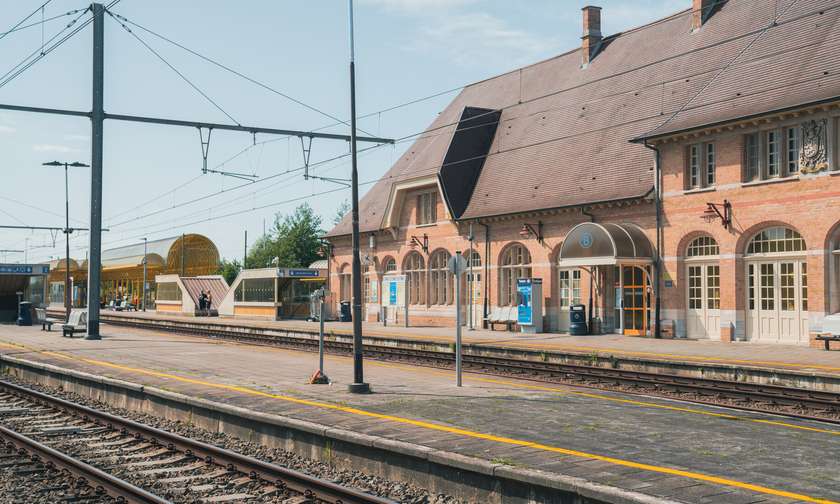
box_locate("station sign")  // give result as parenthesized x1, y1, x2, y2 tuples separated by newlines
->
(0, 264, 49, 275)
(279, 268, 320, 278)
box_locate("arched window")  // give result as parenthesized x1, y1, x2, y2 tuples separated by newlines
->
(383, 257, 397, 273)
(746, 227, 806, 254)
(429, 250, 452, 305)
(686, 236, 719, 257)
(499, 244, 531, 306)
(403, 252, 426, 305)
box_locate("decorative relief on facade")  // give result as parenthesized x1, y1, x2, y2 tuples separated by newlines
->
(799, 119, 828, 173)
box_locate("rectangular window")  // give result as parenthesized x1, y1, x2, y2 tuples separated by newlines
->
(705, 143, 715, 186)
(688, 144, 700, 188)
(745, 133, 759, 181)
(748, 264, 755, 311)
(767, 130, 780, 178)
(707, 265, 720, 310)
(786, 126, 799, 175)
(760, 263, 775, 311)
(780, 262, 795, 311)
(801, 262, 808, 311)
(417, 192, 437, 225)
(688, 266, 702, 310)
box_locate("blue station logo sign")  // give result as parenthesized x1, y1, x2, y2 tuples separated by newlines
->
(579, 231, 594, 249)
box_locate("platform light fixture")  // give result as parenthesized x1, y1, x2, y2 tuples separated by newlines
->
(42, 160, 90, 322)
(519, 221, 544, 244)
(701, 200, 732, 230)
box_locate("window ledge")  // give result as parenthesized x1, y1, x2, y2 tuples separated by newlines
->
(415, 223, 438, 229)
(741, 175, 799, 187)
(683, 187, 716, 195)
(830, 170, 840, 177)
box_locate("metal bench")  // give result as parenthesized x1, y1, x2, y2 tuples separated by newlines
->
(62, 309, 87, 338)
(816, 333, 840, 350)
(488, 306, 517, 331)
(34, 308, 61, 332)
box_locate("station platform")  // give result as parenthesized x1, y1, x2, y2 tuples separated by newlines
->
(95, 310, 840, 390)
(0, 322, 837, 503)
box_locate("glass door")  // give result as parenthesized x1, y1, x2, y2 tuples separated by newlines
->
(622, 266, 648, 336)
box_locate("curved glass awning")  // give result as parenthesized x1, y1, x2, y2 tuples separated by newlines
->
(558, 223, 654, 266)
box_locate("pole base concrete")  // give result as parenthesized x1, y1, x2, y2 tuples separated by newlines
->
(347, 382, 371, 394)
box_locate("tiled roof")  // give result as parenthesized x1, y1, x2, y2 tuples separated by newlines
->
(328, 0, 840, 236)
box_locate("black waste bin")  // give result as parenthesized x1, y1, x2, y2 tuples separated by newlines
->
(16, 301, 32, 326)
(569, 304, 587, 335)
(339, 301, 352, 322)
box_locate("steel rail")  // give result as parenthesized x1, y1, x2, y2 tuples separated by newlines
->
(0, 423, 170, 504)
(0, 380, 395, 504)
(99, 315, 840, 422)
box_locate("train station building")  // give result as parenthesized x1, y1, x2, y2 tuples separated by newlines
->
(325, 0, 840, 345)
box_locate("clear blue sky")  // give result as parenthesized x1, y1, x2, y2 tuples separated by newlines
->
(0, 0, 684, 264)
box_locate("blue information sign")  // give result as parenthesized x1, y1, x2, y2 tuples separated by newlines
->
(389, 281, 397, 305)
(0, 265, 45, 275)
(517, 278, 533, 325)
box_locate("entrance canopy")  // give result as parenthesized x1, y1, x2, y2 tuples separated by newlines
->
(558, 223, 654, 266)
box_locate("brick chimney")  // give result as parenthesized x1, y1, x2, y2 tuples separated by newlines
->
(691, 0, 715, 30)
(581, 5, 602, 67)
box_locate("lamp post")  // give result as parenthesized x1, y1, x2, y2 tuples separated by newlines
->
(142, 237, 147, 312)
(43, 160, 89, 322)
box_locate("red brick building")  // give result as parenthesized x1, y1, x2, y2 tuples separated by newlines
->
(327, 0, 840, 345)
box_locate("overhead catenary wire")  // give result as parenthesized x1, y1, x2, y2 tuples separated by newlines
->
(108, 11, 240, 126)
(0, 9, 84, 39)
(80, 0, 831, 240)
(26, 0, 825, 258)
(0, 0, 56, 44)
(0, 6, 92, 91)
(106, 9, 379, 138)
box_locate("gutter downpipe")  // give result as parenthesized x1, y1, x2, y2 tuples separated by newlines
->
(643, 140, 662, 339)
(581, 207, 594, 334)
(477, 220, 490, 329)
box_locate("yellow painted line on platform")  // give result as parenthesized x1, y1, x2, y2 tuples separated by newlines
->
(361, 359, 840, 436)
(9, 347, 836, 504)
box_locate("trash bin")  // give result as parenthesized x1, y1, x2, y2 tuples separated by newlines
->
(569, 304, 587, 335)
(16, 301, 32, 326)
(339, 301, 352, 322)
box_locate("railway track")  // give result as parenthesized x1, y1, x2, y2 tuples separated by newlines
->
(0, 379, 395, 504)
(104, 316, 840, 423)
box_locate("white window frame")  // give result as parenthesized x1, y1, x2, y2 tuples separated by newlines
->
(687, 142, 716, 189)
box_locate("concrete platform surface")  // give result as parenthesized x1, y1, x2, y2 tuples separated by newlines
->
(1, 322, 838, 503)
(106, 310, 840, 376)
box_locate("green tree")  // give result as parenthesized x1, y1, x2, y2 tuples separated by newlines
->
(216, 258, 241, 285)
(245, 204, 324, 269)
(333, 199, 350, 226)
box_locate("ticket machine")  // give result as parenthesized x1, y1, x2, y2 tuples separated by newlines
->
(517, 278, 543, 333)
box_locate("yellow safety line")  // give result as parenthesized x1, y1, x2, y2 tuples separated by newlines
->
(1, 342, 834, 504)
(364, 359, 840, 436)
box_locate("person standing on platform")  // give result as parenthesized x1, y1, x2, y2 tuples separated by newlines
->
(206, 291, 213, 315)
(198, 290, 206, 314)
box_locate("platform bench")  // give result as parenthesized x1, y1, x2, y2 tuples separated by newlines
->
(488, 307, 517, 331)
(816, 333, 840, 351)
(62, 310, 87, 338)
(35, 308, 62, 332)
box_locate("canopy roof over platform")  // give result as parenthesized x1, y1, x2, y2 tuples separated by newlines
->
(558, 223, 653, 266)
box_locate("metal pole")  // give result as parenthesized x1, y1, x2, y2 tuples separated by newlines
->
(243, 230, 247, 269)
(64, 162, 71, 322)
(347, 0, 368, 394)
(455, 251, 463, 387)
(180, 233, 186, 276)
(468, 223, 474, 330)
(86, 3, 104, 340)
(319, 296, 325, 375)
(142, 237, 147, 311)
